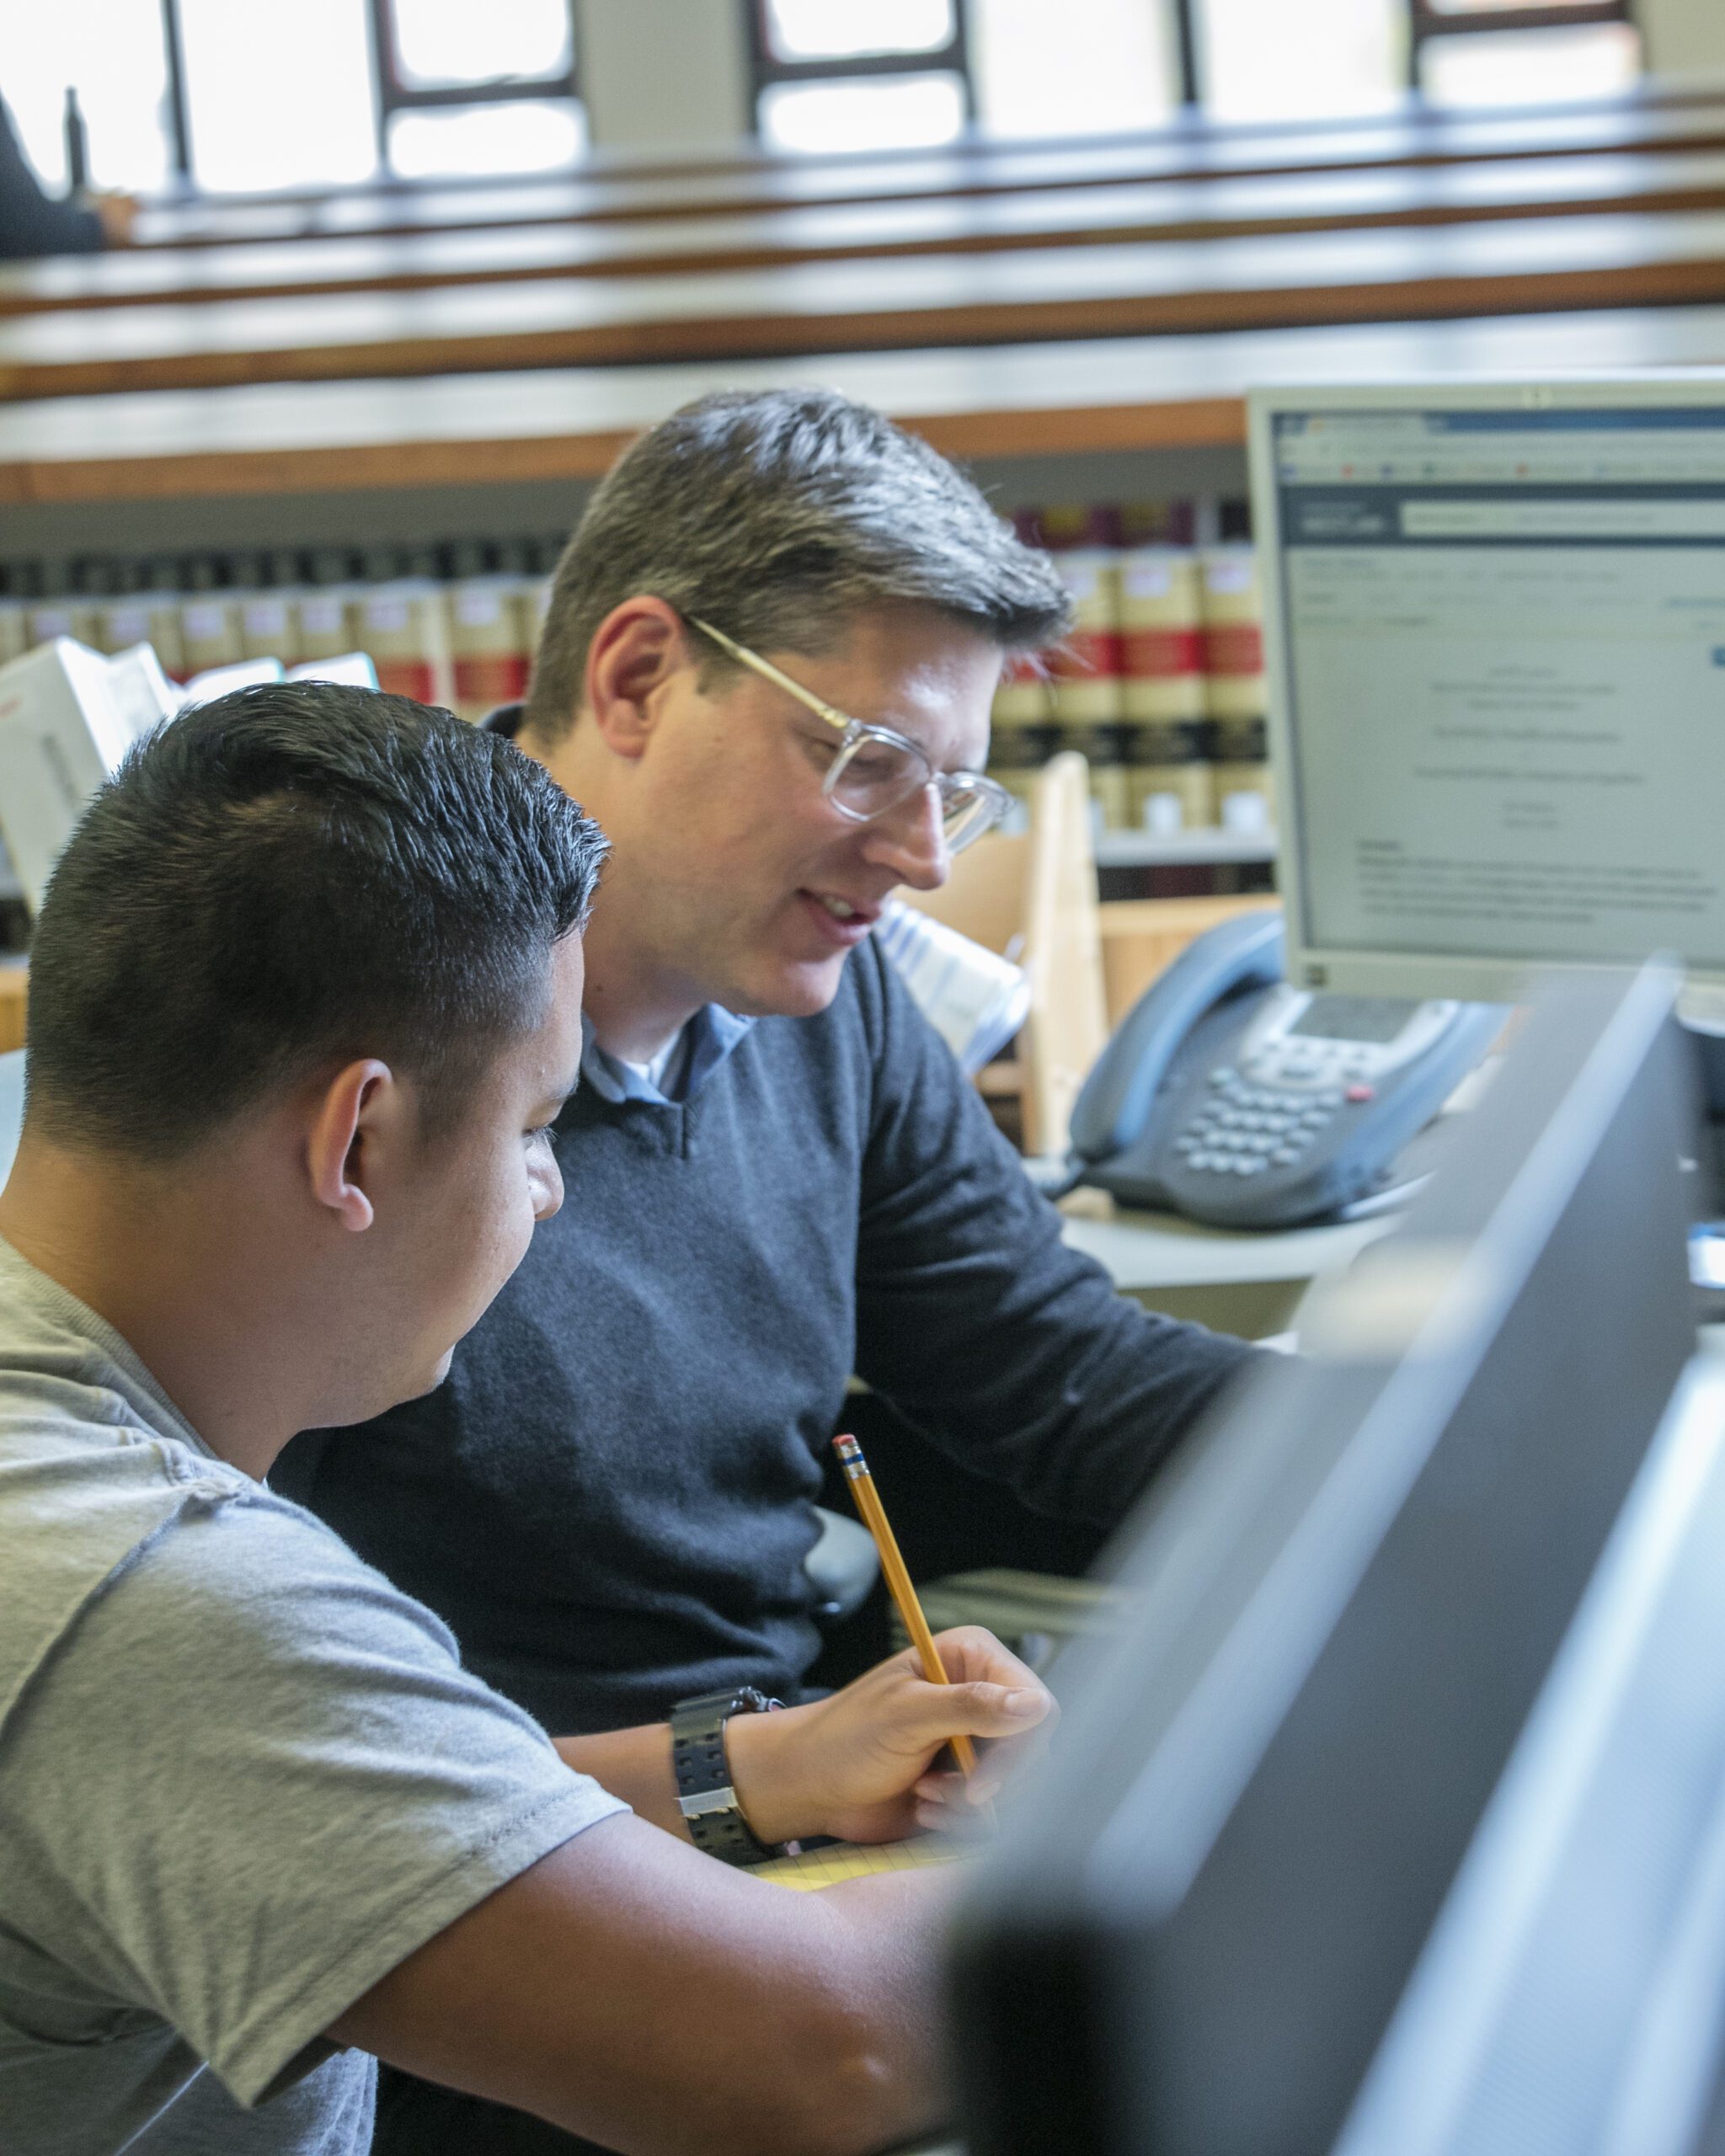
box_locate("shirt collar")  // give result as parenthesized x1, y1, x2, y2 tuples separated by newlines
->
(579, 1003, 756, 1106)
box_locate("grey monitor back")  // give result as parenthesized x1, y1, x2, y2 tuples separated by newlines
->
(951, 962, 1700, 2156)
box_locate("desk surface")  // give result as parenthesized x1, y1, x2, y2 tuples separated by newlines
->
(1062, 1200, 1393, 1292)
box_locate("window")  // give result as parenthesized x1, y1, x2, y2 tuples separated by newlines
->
(749, 0, 1644, 151)
(969, 0, 1178, 139)
(177, 0, 377, 194)
(3, 3, 176, 195)
(3, 0, 584, 197)
(1199, 0, 1406, 121)
(369, 0, 586, 178)
(751, 0, 974, 154)
(1412, 0, 1640, 104)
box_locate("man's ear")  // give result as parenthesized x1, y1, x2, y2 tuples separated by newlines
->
(582, 595, 689, 761)
(305, 1059, 399, 1233)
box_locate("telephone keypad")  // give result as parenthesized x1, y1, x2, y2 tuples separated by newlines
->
(1173, 1065, 1366, 1177)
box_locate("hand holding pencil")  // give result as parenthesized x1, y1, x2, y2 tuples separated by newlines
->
(828, 1432, 1054, 1835)
(686, 1436, 1055, 1852)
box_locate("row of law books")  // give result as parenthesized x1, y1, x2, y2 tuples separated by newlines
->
(0, 539, 562, 726)
(3, 504, 1273, 841)
(992, 499, 1271, 836)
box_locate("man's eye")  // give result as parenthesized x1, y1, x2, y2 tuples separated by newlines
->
(845, 741, 903, 783)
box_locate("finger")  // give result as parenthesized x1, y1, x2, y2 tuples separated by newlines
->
(917, 1765, 1003, 1811)
(932, 1625, 1046, 1696)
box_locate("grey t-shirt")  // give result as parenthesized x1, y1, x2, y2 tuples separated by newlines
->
(0, 1235, 628, 2154)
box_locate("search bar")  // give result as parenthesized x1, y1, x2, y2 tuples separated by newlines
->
(1402, 499, 1725, 540)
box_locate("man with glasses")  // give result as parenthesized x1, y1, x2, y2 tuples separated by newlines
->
(281, 387, 1260, 2154)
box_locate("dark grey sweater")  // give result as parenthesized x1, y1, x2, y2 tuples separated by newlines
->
(279, 939, 1257, 1735)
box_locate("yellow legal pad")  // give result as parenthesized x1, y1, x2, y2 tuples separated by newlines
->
(754, 1836, 973, 1892)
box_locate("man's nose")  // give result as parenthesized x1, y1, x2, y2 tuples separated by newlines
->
(861, 782, 949, 892)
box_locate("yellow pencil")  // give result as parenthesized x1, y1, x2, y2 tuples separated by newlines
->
(832, 1433, 980, 1780)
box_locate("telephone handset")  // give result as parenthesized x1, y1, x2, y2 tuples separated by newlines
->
(1066, 912, 1507, 1230)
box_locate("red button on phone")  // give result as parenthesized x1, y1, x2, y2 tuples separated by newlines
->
(1345, 1083, 1375, 1103)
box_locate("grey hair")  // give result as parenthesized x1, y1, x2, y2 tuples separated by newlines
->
(524, 387, 1072, 744)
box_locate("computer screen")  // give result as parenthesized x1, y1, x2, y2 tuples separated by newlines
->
(1248, 379, 1725, 1003)
(950, 961, 1710, 2156)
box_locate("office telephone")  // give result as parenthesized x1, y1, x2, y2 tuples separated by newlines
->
(1066, 912, 1507, 1230)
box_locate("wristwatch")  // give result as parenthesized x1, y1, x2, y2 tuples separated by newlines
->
(669, 1686, 787, 1865)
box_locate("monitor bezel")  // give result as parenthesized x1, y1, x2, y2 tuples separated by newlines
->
(1247, 371, 1725, 1004)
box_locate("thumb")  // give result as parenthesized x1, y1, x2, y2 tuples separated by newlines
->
(900, 1678, 1050, 1744)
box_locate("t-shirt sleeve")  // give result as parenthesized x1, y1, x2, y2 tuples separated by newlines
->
(0, 1483, 626, 2108)
(852, 943, 1264, 1525)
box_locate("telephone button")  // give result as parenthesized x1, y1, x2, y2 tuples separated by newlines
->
(1209, 1069, 1236, 1088)
(1272, 1146, 1301, 1166)
(1345, 1083, 1376, 1103)
(1237, 1156, 1268, 1175)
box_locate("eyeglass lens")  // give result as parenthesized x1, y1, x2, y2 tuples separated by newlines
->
(827, 732, 998, 853)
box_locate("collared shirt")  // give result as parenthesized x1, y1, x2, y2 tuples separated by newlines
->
(580, 1003, 756, 1107)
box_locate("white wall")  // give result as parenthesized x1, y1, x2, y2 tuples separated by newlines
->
(575, 0, 751, 157)
(1639, 0, 1725, 77)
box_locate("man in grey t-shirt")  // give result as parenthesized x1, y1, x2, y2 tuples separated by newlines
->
(0, 684, 1051, 2156)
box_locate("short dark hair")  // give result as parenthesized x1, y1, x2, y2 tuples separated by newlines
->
(526, 387, 1072, 744)
(26, 681, 607, 1158)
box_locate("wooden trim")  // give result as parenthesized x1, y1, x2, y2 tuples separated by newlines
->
(0, 397, 1246, 507)
(9, 248, 1725, 403)
(15, 167, 1725, 319)
(5, 428, 647, 503)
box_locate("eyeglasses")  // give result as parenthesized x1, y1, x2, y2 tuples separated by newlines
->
(687, 616, 1011, 857)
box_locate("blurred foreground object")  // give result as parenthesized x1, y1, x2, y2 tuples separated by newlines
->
(0, 91, 134, 259)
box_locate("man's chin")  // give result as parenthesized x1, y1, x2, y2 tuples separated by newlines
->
(729, 953, 851, 1021)
(366, 1350, 457, 1419)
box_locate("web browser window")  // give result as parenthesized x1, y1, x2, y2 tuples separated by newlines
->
(1268, 403, 1725, 984)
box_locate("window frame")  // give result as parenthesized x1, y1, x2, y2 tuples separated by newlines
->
(1407, 0, 1637, 89)
(747, 0, 975, 136)
(365, 0, 583, 175)
(150, 0, 584, 192)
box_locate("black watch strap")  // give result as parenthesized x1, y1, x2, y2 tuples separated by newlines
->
(669, 1687, 785, 1866)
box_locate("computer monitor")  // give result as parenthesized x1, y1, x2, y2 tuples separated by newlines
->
(1248, 377, 1725, 1004)
(950, 960, 1716, 2156)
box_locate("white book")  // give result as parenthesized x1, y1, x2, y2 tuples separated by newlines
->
(0, 638, 180, 911)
